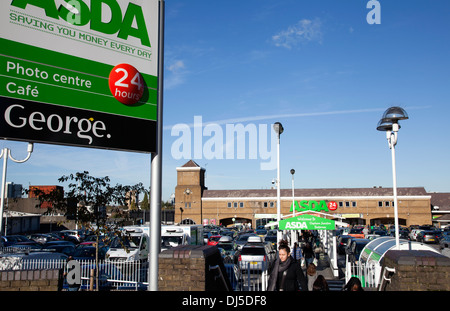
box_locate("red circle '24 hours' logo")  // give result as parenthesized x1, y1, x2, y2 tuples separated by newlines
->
(109, 64, 144, 105)
(328, 201, 338, 211)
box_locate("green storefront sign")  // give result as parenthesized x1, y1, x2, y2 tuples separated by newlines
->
(279, 214, 335, 231)
(0, 0, 160, 153)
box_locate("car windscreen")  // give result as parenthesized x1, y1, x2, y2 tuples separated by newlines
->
(161, 236, 183, 248)
(110, 235, 141, 249)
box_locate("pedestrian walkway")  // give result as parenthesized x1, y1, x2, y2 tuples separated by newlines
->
(314, 247, 345, 291)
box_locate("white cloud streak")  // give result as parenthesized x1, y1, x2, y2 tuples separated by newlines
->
(272, 18, 323, 49)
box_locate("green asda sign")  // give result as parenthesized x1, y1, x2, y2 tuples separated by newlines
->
(290, 200, 333, 213)
(10, 0, 151, 47)
(279, 215, 335, 231)
(0, 0, 160, 153)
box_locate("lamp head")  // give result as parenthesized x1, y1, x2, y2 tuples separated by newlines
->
(273, 122, 284, 135)
(381, 106, 409, 121)
(376, 118, 401, 132)
(290, 169, 295, 175)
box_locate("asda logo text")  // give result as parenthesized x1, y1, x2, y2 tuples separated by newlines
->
(11, 0, 150, 47)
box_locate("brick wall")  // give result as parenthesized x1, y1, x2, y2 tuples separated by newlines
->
(0, 269, 62, 291)
(381, 250, 450, 291)
(158, 245, 231, 291)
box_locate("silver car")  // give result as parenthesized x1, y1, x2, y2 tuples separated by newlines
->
(238, 244, 270, 272)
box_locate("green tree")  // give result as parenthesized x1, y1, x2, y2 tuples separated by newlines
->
(27, 171, 144, 291)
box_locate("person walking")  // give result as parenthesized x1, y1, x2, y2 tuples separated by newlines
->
(343, 277, 364, 291)
(291, 242, 302, 263)
(306, 263, 318, 291)
(267, 241, 308, 291)
(312, 275, 329, 291)
(302, 242, 315, 267)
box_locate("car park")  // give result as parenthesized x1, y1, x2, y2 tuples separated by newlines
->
(106, 227, 149, 262)
(263, 235, 277, 249)
(60, 230, 85, 243)
(217, 236, 237, 263)
(238, 243, 272, 272)
(337, 235, 352, 255)
(1, 235, 41, 248)
(439, 235, 450, 250)
(416, 230, 440, 244)
(235, 233, 257, 250)
(348, 228, 365, 239)
(41, 244, 76, 256)
(27, 233, 60, 245)
(409, 229, 423, 241)
(73, 245, 109, 260)
(255, 229, 267, 237)
(207, 235, 222, 246)
(346, 238, 371, 264)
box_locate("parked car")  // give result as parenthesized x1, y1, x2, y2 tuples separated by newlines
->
(207, 235, 222, 246)
(216, 236, 237, 263)
(41, 243, 76, 256)
(2, 235, 39, 247)
(409, 229, 423, 241)
(238, 243, 272, 272)
(27, 233, 60, 245)
(416, 230, 440, 244)
(263, 235, 277, 249)
(60, 230, 85, 243)
(348, 228, 365, 239)
(73, 245, 109, 260)
(235, 233, 257, 250)
(439, 235, 450, 250)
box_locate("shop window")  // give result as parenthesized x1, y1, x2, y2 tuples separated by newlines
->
(385, 201, 390, 207)
(239, 202, 244, 208)
(378, 201, 383, 207)
(227, 202, 232, 208)
(345, 202, 350, 207)
(339, 202, 344, 207)
(352, 201, 357, 207)
(263, 202, 268, 208)
(270, 202, 274, 208)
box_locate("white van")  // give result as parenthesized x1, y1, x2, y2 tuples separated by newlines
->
(161, 225, 204, 251)
(106, 227, 149, 262)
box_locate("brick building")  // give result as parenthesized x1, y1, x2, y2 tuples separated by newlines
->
(175, 160, 435, 228)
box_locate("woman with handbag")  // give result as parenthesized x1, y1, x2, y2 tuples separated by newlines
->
(302, 242, 315, 267)
(267, 241, 308, 291)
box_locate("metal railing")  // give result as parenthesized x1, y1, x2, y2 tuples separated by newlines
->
(0, 257, 149, 291)
(345, 257, 378, 289)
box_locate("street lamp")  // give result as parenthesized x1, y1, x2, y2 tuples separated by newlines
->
(0, 143, 34, 235)
(377, 106, 408, 249)
(290, 169, 295, 218)
(273, 122, 284, 244)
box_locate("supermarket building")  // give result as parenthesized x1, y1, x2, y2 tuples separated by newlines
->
(174, 160, 438, 228)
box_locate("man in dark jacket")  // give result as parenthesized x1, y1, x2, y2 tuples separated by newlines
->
(267, 242, 308, 291)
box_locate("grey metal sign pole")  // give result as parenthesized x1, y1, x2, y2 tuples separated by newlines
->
(148, 0, 165, 291)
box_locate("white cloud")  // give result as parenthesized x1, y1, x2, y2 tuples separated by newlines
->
(272, 18, 323, 49)
(165, 59, 188, 89)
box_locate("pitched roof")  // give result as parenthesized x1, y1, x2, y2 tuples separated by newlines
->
(202, 187, 430, 199)
(181, 160, 201, 168)
(430, 192, 450, 211)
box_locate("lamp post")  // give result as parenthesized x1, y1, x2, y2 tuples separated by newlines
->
(0, 143, 34, 235)
(377, 107, 408, 249)
(273, 122, 284, 244)
(290, 169, 295, 218)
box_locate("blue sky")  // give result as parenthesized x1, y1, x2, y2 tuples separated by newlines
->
(3, 0, 450, 202)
